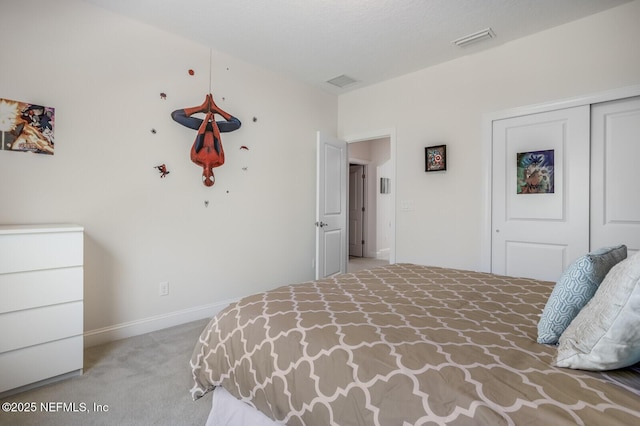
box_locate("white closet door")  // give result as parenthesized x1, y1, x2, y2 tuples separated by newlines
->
(492, 106, 590, 281)
(591, 96, 640, 255)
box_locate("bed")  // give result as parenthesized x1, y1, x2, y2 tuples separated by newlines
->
(190, 261, 640, 425)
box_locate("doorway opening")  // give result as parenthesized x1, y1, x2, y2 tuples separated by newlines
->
(347, 137, 392, 273)
(349, 163, 365, 258)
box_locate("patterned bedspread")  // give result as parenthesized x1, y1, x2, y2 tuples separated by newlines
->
(190, 264, 640, 425)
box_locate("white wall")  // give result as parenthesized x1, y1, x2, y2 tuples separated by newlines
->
(338, 1, 640, 271)
(3, 0, 639, 344)
(0, 0, 337, 344)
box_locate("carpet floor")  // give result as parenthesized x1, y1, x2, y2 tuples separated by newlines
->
(0, 319, 213, 426)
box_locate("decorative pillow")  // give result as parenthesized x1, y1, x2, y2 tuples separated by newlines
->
(537, 245, 627, 344)
(555, 250, 640, 371)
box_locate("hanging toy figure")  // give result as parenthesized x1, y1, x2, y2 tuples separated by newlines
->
(171, 94, 241, 186)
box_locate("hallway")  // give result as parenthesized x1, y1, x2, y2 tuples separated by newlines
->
(347, 256, 388, 273)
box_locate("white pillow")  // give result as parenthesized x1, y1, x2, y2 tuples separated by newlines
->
(555, 251, 640, 371)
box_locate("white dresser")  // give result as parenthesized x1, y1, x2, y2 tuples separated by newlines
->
(0, 224, 84, 397)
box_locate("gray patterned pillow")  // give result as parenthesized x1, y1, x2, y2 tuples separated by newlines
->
(556, 251, 640, 370)
(537, 245, 627, 345)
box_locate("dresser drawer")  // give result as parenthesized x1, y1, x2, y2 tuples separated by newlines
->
(0, 336, 83, 394)
(0, 302, 83, 353)
(0, 267, 83, 313)
(0, 228, 83, 274)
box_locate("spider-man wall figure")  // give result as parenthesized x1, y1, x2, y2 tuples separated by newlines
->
(171, 94, 241, 186)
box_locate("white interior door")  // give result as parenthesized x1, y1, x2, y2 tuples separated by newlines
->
(316, 132, 347, 279)
(349, 164, 364, 257)
(492, 106, 590, 281)
(591, 96, 640, 255)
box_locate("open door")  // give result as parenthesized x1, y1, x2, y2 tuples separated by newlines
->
(316, 132, 347, 279)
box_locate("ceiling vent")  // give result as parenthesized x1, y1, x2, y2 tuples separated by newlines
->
(452, 28, 495, 47)
(326, 74, 358, 88)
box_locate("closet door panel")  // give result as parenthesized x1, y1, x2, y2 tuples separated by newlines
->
(492, 106, 590, 281)
(591, 96, 640, 255)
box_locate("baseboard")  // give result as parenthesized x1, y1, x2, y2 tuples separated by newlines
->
(83, 299, 237, 347)
(0, 370, 82, 399)
(376, 248, 390, 260)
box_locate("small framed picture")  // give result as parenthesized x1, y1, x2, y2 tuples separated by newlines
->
(425, 145, 446, 172)
(380, 177, 390, 194)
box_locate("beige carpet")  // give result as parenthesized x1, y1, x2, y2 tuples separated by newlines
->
(347, 257, 388, 273)
(0, 319, 213, 426)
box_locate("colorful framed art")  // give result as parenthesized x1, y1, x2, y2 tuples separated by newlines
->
(425, 145, 446, 172)
(516, 149, 554, 194)
(0, 97, 55, 155)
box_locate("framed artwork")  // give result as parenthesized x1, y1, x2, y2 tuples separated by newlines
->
(0, 97, 55, 155)
(516, 149, 554, 194)
(380, 177, 390, 194)
(425, 145, 446, 172)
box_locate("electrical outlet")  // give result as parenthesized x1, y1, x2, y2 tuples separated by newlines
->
(159, 281, 169, 296)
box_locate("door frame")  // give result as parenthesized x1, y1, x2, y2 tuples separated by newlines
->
(481, 84, 640, 273)
(344, 128, 397, 264)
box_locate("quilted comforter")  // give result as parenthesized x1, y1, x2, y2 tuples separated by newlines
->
(190, 263, 640, 425)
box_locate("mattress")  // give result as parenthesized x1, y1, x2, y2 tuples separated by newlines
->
(190, 263, 640, 425)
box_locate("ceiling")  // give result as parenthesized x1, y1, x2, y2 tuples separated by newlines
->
(83, 0, 632, 94)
